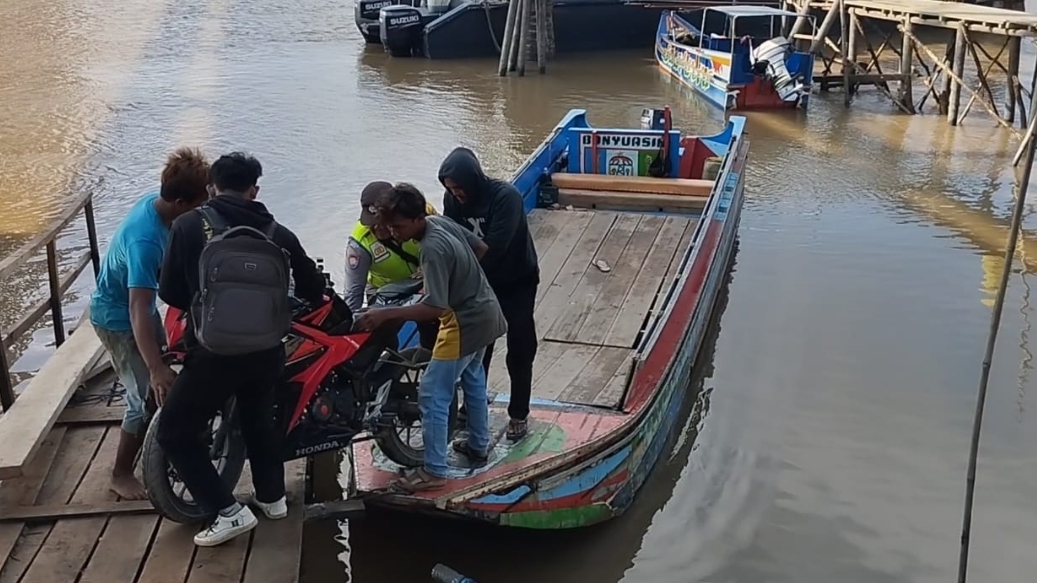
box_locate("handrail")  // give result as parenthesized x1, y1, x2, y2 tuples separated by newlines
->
(0, 191, 101, 411)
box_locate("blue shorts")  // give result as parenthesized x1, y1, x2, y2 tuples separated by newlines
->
(92, 313, 165, 436)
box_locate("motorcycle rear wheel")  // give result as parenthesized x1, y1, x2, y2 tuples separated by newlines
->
(141, 398, 247, 524)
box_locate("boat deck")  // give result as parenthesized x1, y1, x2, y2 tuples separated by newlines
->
(353, 206, 698, 501)
(0, 369, 307, 583)
(486, 207, 697, 409)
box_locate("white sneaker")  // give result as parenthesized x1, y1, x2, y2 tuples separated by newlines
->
(194, 505, 258, 547)
(247, 493, 288, 520)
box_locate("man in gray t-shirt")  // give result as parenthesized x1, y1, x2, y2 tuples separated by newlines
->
(356, 183, 506, 493)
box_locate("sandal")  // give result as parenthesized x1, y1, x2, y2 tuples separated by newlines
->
(452, 440, 489, 466)
(506, 418, 528, 442)
(392, 467, 446, 493)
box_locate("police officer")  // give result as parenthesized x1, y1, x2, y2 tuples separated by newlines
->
(344, 181, 438, 348)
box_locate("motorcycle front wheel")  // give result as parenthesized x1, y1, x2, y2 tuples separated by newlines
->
(373, 347, 459, 468)
(141, 397, 247, 523)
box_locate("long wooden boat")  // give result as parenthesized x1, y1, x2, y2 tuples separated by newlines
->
(656, 6, 815, 110)
(347, 107, 748, 529)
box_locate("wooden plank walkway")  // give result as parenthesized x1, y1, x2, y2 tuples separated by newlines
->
(0, 369, 307, 583)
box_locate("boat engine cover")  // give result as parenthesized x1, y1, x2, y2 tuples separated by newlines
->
(751, 36, 805, 102)
(379, 5, 424, 57)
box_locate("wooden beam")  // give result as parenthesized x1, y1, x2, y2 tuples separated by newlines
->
(901, 24, 1021, 136)
(558, 189, 708, 213)
(0, 314, 104, 480)
(304, 498, 367, 522)
(0, 500, 155, 523)
(550, 174, 714, 196)
(56, 406, 125, 426)
(0, 191, 92, 282)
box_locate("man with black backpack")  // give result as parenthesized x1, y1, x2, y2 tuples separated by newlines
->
(157, 152, 326, 547)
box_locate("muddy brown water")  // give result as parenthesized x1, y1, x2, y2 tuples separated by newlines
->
(4, 0, 1037, 580)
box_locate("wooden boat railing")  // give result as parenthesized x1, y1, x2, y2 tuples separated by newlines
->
(0, 191, 101, 411)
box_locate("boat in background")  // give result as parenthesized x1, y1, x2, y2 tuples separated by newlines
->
(656, 6, 815, 110)
(346, 107, 748, 529)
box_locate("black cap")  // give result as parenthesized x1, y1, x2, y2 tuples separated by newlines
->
(359, 181, 393, 227)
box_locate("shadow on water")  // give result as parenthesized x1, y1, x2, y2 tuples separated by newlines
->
(301, 245, 742, 583)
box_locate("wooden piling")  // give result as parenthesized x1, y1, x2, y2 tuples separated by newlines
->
(516, 0, 533, 76)
(536, 0, 547, 74)
(840, 0, 851, 106)
(898, 19, 915, 113)
(939, 31, 956, 115)
(848, 8, 859, 77)
(948, 26, 967, 125)
(1007, 36, 1021, 123)
(809, 2, 841, 55)
(498, 0, 520, 76)
(508, 0, 522, 72)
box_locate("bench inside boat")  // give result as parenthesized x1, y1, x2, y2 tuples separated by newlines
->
(484, 172, 706, 411)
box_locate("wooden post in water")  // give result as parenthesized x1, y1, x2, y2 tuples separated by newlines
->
(956, 75, 1037, 583)
(939, 31, 957, 115)
(948, 26, 968, 124)
(897, 19, 915, 113)
(498, 0, 520, 76)
(516, 0, 533, 76)
(809, 2, 841, 55)
(840, 0, 851, 106)
(1007, 36, 1021, 124)
(847, 6, 858, 92)
(539, 0, 547, 73)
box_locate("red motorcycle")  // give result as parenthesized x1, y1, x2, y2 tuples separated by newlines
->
(140, 266, 453, 524)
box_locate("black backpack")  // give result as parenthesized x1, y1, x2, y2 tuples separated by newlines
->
(191, 206, 292, 356)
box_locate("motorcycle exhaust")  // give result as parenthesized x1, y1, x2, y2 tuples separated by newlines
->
(431, 564, 477, 583)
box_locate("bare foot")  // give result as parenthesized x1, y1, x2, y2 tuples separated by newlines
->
(110, 474, 148, 500)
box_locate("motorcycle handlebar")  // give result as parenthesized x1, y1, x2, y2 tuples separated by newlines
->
(430, 564, 476, 583)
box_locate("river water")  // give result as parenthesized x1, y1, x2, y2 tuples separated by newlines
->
(3, 0, 1037, 581)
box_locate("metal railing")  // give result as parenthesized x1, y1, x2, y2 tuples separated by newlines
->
(0, 191, 101, 411)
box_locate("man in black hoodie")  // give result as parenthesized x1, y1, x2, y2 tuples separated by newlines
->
(438, 147, 538, 441)
(157, 152, 326, 548)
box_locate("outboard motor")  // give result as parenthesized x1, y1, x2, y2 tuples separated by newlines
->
(379, 5, 424, 57)
(750, 36, 806, 102)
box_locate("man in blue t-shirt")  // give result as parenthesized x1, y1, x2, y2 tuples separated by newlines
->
(90, 147, 211, 500)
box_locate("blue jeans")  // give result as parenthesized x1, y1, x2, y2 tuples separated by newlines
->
(92, 313, 165, 436)
(420, 348, 489, 478)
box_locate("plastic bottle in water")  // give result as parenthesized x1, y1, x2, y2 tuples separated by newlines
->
(430, 564, 477, 583)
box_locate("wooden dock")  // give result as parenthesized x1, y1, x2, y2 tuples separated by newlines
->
(0, 195, 309, 583)
(785, 0, 1037, 132)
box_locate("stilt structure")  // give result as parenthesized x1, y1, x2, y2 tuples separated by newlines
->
(498, 0, 553, 76)
(782, 0, 1037, 132)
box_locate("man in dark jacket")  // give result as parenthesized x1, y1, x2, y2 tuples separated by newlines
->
(157, 152, 326, 548)
(438, 147, 538, 441)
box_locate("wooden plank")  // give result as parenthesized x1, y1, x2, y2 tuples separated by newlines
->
(556, 347, 632, 407)
(535, 211, 615, 335)
(577, 215, 665, 346)
(546, 213, 640, 343)
(603, 217, 692, 348)
(186, 532, 250, 583)
(56, 406, 124, 426)
(136, 519, 198, 583)
(500, 339, 569, 398)
(0, 500, 154, 522)
(530, 210, 595, 307)
(0, 318, 105, 480)
(590, 356, 635, 409)
(0, 426, 105, 583)
(18, 426, 119, 583)
(241, 460, 306, 583)
(530, 343, 602, 401)
(559, 189, 708, 213)
(550, 173, 714, 196)
(0, 427, 66, 577)
(78, 514, 160, 583)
